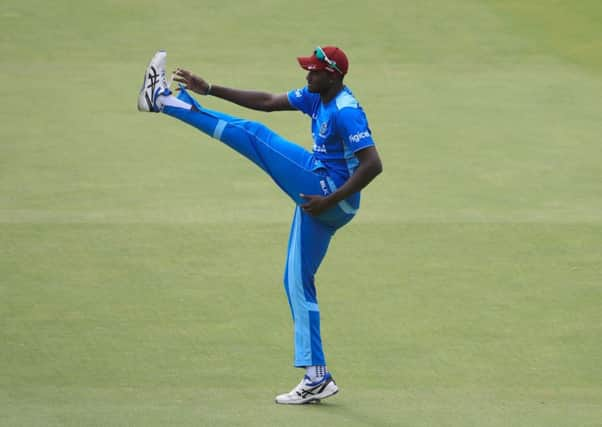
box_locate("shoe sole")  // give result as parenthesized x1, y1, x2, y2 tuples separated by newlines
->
(306, 387, 339, 404)
(275, 384, 339, 405)
(137, 51, 166, 112)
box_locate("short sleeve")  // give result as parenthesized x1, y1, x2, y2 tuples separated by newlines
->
(336, 107, 375, 152)
(287, 86, 319, 117)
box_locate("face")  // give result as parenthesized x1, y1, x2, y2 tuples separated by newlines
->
(306, 69, 337, 93)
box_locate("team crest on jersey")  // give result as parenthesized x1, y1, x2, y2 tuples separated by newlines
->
(319, 121, 329, 138)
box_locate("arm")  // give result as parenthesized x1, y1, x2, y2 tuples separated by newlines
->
(172, 68, 294, 112)
(300, 146, 383, 216)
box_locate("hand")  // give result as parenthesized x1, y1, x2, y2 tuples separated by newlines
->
(299, 193, 334, 216)
(172, 68, 211, 95)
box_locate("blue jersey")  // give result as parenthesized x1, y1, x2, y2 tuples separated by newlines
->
(287, 86, 375, 181)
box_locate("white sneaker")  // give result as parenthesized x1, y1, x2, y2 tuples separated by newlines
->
(137, 50, 171, 112)
(275, 373, 339, 405)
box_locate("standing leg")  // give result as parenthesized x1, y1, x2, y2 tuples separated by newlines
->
(275, 206, 340, 404)
(283, 206, 335, 367)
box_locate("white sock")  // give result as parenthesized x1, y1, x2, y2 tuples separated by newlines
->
(156, 94, 192, 111)
(306, 365, 327, 382)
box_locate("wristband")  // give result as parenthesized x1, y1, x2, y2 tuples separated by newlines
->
(205, 83, 212, 96)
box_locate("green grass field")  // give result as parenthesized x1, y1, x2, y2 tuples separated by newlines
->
(1, 1, 601, 426)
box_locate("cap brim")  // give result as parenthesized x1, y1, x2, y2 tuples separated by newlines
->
(297, 56, 332, 72)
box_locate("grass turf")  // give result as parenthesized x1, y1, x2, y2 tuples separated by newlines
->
(1, 0, 601, 426)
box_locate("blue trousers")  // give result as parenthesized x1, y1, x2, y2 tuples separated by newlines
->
(163, 89, 356, 367)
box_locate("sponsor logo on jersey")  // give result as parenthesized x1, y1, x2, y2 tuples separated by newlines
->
(348, 130, 371, 144)
(313, 143, 327, 153)
(295, 89, 303, 98)
(319, 180, 329, 195)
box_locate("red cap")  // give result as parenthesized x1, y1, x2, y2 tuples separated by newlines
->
(297, 46, 349, 75)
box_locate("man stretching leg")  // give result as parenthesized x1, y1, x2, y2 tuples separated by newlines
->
(137, 47, 382, 404)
